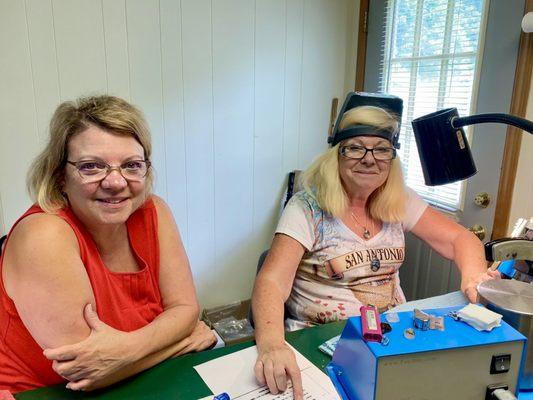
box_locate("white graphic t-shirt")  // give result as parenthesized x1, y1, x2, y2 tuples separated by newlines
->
(276, 188, 427, 328)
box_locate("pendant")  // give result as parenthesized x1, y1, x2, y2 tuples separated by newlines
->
(370, 257, 381, 272)
(363, 228, 371, 239)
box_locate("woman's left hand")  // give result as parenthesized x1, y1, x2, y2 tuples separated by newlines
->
(462, 269, 501, 303)
(43, 303, 133, 391)
(172, 320, 217, 357)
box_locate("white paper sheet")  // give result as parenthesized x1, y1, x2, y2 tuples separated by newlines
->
(194, 344, 340, 400)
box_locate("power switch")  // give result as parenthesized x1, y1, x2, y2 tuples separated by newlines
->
(491, 354, 511, 374)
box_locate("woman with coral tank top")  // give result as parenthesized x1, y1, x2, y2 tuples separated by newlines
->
(0, 95, 215, 393)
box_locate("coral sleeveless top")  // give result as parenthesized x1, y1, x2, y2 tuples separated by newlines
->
(0, 198, 164, 393)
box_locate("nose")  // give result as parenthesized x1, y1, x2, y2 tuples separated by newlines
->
(100, 168, 128, 190)
(360, 149, 376, 165)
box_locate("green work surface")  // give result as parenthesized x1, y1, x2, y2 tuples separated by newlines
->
(16, 321, 345, 400)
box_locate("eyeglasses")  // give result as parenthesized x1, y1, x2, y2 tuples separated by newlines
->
(67, 159, 151, 183)
(339, 145, 396, 161)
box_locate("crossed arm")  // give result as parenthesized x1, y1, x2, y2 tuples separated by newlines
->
(2, 196, 215, 391)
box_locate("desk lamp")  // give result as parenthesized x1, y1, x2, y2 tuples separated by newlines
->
(411, 107, 533, 186)
(411, 108, 533, 392)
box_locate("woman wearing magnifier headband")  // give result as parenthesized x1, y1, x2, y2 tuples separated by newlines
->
(251, 92, 499, 399)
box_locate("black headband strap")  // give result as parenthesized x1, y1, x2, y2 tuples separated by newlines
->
(328, 125, 399, 147)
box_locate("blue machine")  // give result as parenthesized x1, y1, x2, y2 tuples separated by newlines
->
(326, 306, 527, 400)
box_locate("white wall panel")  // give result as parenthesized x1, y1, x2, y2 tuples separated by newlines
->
(253, 0, 286, 270)
(212, 0, 255, 307)
(0, 0, 40, 229)
(282, 0, 304, 174)
(181, 0, 216, 304)
(52, 0, 107, 99)
(160, 0, 188, 244)
(102, 0, 130, 99)
(0, 0, 358, 309)
(126, 0, 167, 199)
(298, 0, 350, 168)
(25, 0, 60, 140)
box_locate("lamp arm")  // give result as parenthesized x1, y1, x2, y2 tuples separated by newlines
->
(451, 113, 533, 134)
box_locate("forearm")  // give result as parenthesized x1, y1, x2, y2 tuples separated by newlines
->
(252, 277, 287, 350)
(126, 303, 199, 362)
(84, 334, 192, 390)
(452, 229, 488, 289)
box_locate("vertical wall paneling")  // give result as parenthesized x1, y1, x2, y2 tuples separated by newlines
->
(298, 0, 349, 168)
(181, 0, 216, 304)
(1, 0, 359, 308)
(0, 194, 5, 235)
(25, 0, 61, 140)
(252, 0, 286, 279)
(212, 0, 255, 307)
(159, 0, 188, 245)
(102, 0, 130, 99)
(125, 0, 167, 199)
(52, 0, 107, 99)
(282, 0, 304, 174)
(0, 0, 40, 230)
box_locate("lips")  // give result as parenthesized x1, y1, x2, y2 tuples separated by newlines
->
(96, 197, 131, 210)
(98, 198, 128, 204)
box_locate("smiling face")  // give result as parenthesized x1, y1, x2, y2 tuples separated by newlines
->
(62, 124, 148, 231)
(338, 136, 392, 199)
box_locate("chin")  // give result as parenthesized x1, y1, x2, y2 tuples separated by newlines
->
(94, 200, 136, 224)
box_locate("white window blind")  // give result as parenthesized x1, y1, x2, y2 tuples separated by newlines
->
(381, 0, 487, 210)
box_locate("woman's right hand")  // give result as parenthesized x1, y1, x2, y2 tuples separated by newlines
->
(254, 343, 303, 399)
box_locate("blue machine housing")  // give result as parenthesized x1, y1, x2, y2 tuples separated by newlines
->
(326, 306, 527, 400)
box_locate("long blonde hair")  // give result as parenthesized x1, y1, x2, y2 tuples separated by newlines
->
(301, 106, 407, 221)
(27, 95, 153, 213)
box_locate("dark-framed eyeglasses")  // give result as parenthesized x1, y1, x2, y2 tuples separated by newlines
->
(66, 159, 151, 183)
(339, 145, 396, 161)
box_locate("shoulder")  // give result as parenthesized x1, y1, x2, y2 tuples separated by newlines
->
(402, 187, 428, 231)
(405, 187, 428, 210)
(149, 195, 173, 221)
(146, 195, 180, 237)
(289, 190, 322, 213)
(9, 211, 78, 251)
(3, 211, 83, 297)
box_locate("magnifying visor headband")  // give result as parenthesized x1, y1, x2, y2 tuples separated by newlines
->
(328, 92, 403, 149)
(330, 125, 399, 147)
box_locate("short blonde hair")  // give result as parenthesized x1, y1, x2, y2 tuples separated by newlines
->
(27, 95, 153, 213)
(301, 106, 407, 221)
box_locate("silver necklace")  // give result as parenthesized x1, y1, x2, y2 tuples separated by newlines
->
(350, 211, 372, 240)
(350, 211, 381, 271)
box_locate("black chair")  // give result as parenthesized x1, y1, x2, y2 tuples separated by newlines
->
(0, 235, 6, 256)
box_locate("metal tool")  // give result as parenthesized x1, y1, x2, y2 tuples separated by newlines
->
(413, 309, 430, 330)
(478, 279, 533, 390)
(479, 234, 533, 390)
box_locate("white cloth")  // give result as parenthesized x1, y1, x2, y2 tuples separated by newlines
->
(276, 188, 427, 328)
(457, 303, 502, 331)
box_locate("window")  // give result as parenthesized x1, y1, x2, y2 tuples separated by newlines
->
(380, 0, 487, 210)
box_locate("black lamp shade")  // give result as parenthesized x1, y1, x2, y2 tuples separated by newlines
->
(411, 108, 477, 186)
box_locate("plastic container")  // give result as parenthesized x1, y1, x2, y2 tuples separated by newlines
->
(202, 299, 255, 346)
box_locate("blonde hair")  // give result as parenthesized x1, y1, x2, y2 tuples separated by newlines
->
(301, 106, 407, 221)
(27, 95, 153, 213)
